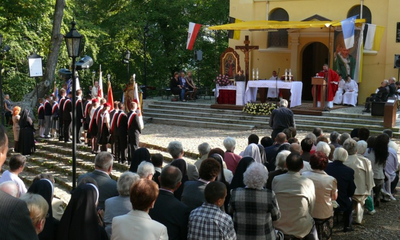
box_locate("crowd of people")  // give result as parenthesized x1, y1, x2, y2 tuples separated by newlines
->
(170, 71, 198, 101)
(9, 86, 144, 165)
(1, 118, 399, 239)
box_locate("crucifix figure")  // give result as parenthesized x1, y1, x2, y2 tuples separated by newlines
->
(235, 35, 259, 83)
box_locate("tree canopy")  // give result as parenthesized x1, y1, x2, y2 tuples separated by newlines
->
(0, 0, 229, 102)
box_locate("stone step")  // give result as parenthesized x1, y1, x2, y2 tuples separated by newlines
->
(147, 100, 212, 109)
(144, 108, 387, 127)
(149, 117, 255, 131)
(145, 111, 390, 133)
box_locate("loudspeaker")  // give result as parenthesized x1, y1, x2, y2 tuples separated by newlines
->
(76, 55, 93, 70)
(394, 54, 400, 68)
(58, 69, 72, 81)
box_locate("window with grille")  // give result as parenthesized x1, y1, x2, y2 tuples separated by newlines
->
(268, 8, 289, 48)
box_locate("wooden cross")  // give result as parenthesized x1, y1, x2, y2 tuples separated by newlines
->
(235, 35, 259, 83)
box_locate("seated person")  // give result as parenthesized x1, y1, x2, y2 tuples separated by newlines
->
(185, 71, 197, 100)
(170, 72, 181, 98)
(342, 75, 358, 106)
(333, 74, 345, 105)
(362, 80, 390, 113)
(20, 193, 49, 235)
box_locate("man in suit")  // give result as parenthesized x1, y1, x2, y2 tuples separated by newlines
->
(75, 89, 84, 144)
(127, 102, 141, 163)
(265, 132, 287, 171)
(58, 88, 67, 141)
(0, 125, 39, 240)
(168, 141, 199, 181)
(325, 148, 356, 232)
(62, 92, 72, 143)
(181, 158, 221, 211)
(149, 165, 190, 240)
(78, 152, 118, 210)
(44, 95, 52, 138)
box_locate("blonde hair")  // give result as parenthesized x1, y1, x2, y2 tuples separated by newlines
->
(13, 106, 21, 116)
(20, 193, 49, 227)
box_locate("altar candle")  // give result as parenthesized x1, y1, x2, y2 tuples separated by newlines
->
(285, 69, 288, 81)
(252, 69, 255, 80)
(256, 68, 259, 80)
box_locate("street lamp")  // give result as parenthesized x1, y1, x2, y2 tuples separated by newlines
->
(27, 51, 43, 106)
(123, 49, 130, 82)
(64, 20, 83, 190)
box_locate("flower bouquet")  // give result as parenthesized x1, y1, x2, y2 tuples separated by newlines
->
(214, 74, 231, 86)
(242, 102, 277, 116)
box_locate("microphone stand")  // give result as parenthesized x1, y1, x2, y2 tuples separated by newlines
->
(276, 68, 280, 106)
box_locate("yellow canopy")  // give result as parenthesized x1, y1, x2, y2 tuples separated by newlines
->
(208, 19, 366, 31)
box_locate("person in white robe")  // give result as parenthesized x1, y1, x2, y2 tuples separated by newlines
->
(342, 75, 358, 106)
(267, 70, 279, 98)
(333, 74, 345, 104)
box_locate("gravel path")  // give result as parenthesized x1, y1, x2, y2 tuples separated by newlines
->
(140, 123, 400, 239)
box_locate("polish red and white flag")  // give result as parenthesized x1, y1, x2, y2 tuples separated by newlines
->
(186, 22, 202, 50)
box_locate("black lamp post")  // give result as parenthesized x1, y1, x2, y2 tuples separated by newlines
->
(27, 51, 43, 106)
(64, 20, 83, 190)
(0, 33, 3, 126)
(123, 49, 130, 82)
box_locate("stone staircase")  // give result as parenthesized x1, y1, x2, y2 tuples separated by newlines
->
(144, 100, 400, 137)
(2, 139, 200, 206)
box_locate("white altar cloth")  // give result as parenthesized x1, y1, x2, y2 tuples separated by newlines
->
(215, 85, 236, 98)
(244, 80, 303, 107)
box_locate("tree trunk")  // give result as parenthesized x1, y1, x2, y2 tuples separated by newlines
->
(20, 0, 65, 117)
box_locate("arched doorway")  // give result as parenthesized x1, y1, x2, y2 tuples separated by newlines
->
(301, 42, 329, 101)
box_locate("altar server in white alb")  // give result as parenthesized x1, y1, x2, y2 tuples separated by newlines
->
(235, 70, 246, 105)
(342, 75, 358, 106)
(333, 74, 346, 105)
(267, 70, 279, 99)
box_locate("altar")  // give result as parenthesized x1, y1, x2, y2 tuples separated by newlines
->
(244, 80, 303, 107)
(215, 85, 237, 104)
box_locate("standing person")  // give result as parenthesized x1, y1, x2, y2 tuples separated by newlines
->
(62, 92, 72, 143)
(117, 103, 128, 164)
(272, 153, 317, 239)
(0, 125, 39, 239)
(317, 64, 340, 108)
(109, 101, 119, 158)
(83, 97, 92, 146)
(92, 81, 99, 98)
(95, 99, 107, 153)
(38, 98, 45, 138)
(187, 181, 236, 240)
(4, 94, 13, 125)
(44, 95, 52, 138)
(88, 98, 100, 154)
(19, 109, 35, 155)
(267, 70, 279, 99)
(269, 99, 295, 140)
(98, 103, 111, 152)
(75, 89, 84, 144)
(51, 97, 59, 139)
(12, 106, 21, 152)
(58, 89, 67, 141)
(127, 102, 141, 161)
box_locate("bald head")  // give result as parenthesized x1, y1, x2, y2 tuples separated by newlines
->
(0, 181, 19, 197)
(290, 143, 302, 154)
(276, 132, 287, 144)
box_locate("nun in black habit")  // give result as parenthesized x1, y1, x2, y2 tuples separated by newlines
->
(18, 109, 35, 155)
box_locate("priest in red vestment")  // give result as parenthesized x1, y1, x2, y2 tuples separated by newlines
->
(317, 64, 339, 108)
